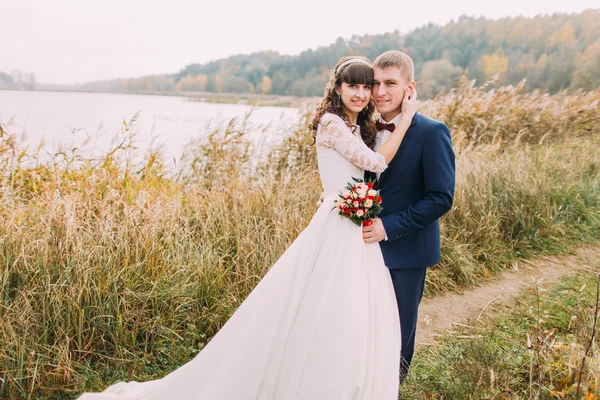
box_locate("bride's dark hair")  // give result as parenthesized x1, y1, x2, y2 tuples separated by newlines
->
(309, 56, 377, 149)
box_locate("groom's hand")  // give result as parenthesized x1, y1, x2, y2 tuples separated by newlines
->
(315, 192, 325, 207)
(362, 218, 386, 243)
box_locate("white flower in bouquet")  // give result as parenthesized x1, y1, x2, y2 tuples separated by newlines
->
(357, 185, 368, 197)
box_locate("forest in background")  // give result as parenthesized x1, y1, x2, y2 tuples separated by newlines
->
(2, 10, 599, 98)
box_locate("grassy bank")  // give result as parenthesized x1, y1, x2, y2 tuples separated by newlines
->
(0, 81, 599, 398)
(401, 261, 600, 399)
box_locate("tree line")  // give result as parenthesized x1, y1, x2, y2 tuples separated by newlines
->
(3, 10, 598, 98)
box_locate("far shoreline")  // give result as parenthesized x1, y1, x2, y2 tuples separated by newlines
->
(0, 87, 320, 109)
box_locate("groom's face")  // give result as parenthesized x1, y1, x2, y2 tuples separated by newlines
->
(373, 66, 411, 121)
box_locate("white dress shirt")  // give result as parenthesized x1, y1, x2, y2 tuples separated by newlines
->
(373, 113, 403, 241)
(373, 113, 404, 180)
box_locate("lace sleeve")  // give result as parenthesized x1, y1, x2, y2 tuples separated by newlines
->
(316, 114, 388, 173)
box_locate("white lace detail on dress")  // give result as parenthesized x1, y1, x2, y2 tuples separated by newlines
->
(316, 113, 387, 173)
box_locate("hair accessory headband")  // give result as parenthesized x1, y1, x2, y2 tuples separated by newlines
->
(335, 58, 373, 74)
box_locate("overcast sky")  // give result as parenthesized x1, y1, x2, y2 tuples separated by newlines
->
(1, 0, 597, 84)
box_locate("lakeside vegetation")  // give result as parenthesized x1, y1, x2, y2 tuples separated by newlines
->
(0, 78, 599, 398)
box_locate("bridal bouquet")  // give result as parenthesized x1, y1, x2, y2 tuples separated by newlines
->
(333, 178, 383, 227)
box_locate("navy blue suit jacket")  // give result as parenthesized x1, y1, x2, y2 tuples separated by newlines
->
(366, 113, 455, 270)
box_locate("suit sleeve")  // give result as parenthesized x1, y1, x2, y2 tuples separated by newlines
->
(380, 123, 455, 241)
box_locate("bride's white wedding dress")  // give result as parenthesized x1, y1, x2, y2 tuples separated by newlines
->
(78, 113, 400, 400)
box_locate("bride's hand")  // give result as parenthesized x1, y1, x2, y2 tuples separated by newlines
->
(401, 88, 417, 121)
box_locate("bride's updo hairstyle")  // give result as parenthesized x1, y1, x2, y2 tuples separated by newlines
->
(310, 56, 377, 149)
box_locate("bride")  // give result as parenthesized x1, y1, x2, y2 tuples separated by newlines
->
(78, 55, 417, 400)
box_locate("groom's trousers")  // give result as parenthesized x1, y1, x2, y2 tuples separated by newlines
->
(388, 267, 427, 380)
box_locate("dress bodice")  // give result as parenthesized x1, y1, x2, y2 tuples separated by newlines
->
(316, 113, 387, 197)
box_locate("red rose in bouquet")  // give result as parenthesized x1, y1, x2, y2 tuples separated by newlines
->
(333, 178, 383, 227)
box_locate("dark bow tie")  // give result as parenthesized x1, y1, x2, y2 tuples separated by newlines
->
(375, 121, 395, 132)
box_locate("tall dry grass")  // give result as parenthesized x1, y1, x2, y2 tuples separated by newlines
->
(0, 80, 599, 398)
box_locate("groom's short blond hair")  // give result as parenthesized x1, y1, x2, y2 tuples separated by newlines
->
(374, 51, 415, 82)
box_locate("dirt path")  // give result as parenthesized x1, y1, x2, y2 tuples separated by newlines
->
(416, 245, 600, 346)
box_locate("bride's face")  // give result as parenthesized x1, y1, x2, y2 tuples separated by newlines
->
(337, 82, 372, 122)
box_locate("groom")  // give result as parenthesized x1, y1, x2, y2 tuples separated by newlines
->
(362, 50, 455, 382)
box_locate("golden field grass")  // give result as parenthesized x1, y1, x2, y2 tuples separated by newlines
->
(1, 79, 599, 398)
